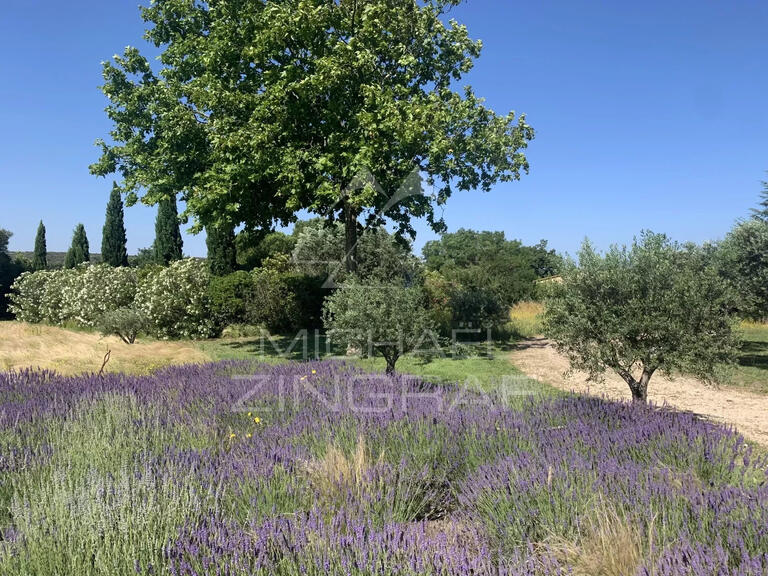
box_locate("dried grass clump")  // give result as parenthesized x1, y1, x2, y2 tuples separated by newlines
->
(546, 500, 653, 576)
(303, 436, 383, 502)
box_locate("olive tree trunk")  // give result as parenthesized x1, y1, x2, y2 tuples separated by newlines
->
(619, 365, 656, 403)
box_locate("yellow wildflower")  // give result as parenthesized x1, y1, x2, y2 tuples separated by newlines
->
(254, 417, 261, 424)
(229, 433, 236, 439)
(311, 369, 317, 374)
(246, 433, 252, 439)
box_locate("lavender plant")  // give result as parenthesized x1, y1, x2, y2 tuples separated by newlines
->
(0, 361, 766, 575)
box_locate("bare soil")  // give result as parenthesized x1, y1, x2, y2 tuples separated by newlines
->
(509, 338, 768, 446)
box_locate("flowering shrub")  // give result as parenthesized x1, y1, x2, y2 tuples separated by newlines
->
(9, 265, 136, 326)
(10, 261, 215, 339)
(0, 362, 766, 575)
(134, 258, 218, 339)
(8, 270, 54, 323)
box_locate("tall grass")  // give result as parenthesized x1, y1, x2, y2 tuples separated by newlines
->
(508, 300, 545, 338)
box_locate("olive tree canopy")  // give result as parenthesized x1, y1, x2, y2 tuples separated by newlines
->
(544, 232, 740, 402)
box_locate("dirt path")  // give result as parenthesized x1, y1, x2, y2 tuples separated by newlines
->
(509, 338, 768, 446)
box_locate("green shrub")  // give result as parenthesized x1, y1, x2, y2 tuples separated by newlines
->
(247, 256, 328, 333)
(208, 271, 256, 328)
(450, 288, 507, 332)
(281, 273, 326, 329)
(99, 307, 148, 344)
(421, 269, 456, 336)
(248, 266, 298, 333)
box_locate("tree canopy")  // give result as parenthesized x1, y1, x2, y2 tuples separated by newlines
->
(422, 229, 560, 306)
(752, 178, 768, 222)
(206, 222, 237, 276)
(292, 220, 417, 284)
(543, 232, 739, 402)
(91, 0, 533, 271)
(718, 219, 768, 321)
(0, 229, 26, 318)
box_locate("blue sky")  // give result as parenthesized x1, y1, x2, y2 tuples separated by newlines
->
(1, 0, 766, 258)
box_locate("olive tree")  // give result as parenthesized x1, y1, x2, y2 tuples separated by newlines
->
(323, 281, 434, 374)
(543, 232, 740, 402)
(718, 218, 768, 321)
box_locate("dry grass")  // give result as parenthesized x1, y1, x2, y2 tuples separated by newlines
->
(0, 321, 210, 375)
(508, 301, 545, 338)
(303, 436, 383, 503)
(546, 500, 651, 576)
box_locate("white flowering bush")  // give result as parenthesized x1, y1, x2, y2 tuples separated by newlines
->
(9, 265, 137, 326)
(11, 261, 216, 339)
(134, 259, 217, 339)
(8, 270, 54, 323)
(70, 265, 137, 326)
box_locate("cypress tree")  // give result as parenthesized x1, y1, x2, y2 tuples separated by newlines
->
(101, 186, 129, 266)
(154, 197, 183, 265)
(64, 224, 90, 268)
(752, 179, 768, 223)
(206, 222, 237, 276)
(32, 220, 47, 270)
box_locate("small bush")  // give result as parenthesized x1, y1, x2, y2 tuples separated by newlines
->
(323, 280, 434, 373)
(208, 271, 255, 328)
(248, 262, 327, 333)
(220, 324, 266, 338)
(99, 307, 148, 344)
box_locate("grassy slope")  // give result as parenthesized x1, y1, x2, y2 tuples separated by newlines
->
(198, 332, 548, 394)
(0, 321, 208, 375)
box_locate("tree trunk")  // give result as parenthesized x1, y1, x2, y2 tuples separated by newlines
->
(385, 354, 398, 375)
(620, 365, 655, 403)
(343, 200, 359, 274)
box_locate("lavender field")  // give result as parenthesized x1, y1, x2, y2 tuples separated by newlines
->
(1, 361, 767, 575)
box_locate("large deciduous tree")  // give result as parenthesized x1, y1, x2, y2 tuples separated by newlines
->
(422, 229, 557, 306)
(102, 186, 129, 266)
(543, 232, 739, 402)
(154, 197, 184, 265)
(91, 0, 533, 272)
(32, 221, 47, 271)
(291, 220, 418, 283)
(65, 224, 90, 269)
